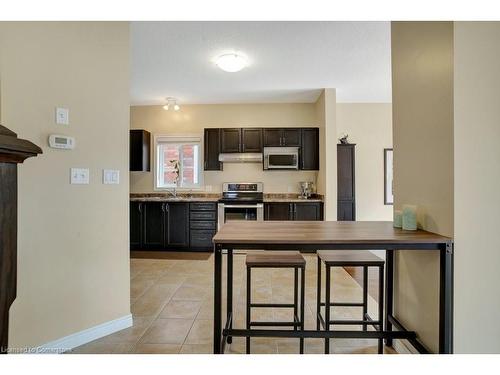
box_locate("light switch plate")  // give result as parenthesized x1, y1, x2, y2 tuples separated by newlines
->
(103, 169, 120, 184)
(70, 168, 89, 184)
(56, 107, 69, 125)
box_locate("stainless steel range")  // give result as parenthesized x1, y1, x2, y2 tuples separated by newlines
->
(217, 182, 264, 230)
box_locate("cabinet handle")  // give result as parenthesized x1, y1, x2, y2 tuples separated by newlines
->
(165, 204, 169, 212)
(204, 161, 207, 169)
(138, 203, 142, 213)
(161, 203, 165, 212)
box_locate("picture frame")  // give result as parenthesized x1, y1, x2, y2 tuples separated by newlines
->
(384, 148, 393, 205)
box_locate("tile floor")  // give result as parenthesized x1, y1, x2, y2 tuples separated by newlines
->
(69, 252, 396, 354)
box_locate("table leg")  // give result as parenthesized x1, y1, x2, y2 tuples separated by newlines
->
(384, 250, 394, 347)
(213, 244, 223, 354)
(227, 248, 233, 344)
(439, 242, 454, 354)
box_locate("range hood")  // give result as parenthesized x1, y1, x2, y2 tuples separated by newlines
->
(218, 153, 263, 163)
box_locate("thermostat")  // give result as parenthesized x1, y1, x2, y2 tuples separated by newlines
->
(49, 135, 75, 150)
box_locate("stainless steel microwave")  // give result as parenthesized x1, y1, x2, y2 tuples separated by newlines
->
(263, 147, 299, 170)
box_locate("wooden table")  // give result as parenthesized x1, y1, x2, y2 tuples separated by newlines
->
(212, 221, 453, 354)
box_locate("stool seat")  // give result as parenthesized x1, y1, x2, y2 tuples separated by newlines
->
(317, 250, 384, 266)
(246, 251, 306, 267)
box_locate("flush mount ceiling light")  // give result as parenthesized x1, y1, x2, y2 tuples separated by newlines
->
(215, 53, 249, 73)
(163, 97, 180, 111)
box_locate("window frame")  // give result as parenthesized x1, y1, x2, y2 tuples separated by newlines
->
(153, 135, 203, 191)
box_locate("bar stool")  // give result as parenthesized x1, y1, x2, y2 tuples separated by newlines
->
(246, 251, 306, 354)
(316, 250, 384, 354)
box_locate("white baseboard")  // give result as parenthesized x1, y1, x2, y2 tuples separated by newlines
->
(34, 314, 133, 354)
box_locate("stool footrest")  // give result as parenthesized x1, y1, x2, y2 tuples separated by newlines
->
(250, 321, 301, 327)
(319, 302, 364, 307)
(330, 320, 382, 326)
(250, 303, 295, 308)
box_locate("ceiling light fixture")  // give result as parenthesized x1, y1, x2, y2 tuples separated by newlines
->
(163, 97, 180, 111)
(215, 53, 248, 73)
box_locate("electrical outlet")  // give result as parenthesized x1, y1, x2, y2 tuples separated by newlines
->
(103, 169, 120, 184)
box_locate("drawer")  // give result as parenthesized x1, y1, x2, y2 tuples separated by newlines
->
(190, 230, 215, 248)
(190, 211, 217, 221)
(190, 202, 217, 211)
(190, 221, 216, 230)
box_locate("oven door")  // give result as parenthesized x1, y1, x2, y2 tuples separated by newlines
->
(217, 203, 264, 230)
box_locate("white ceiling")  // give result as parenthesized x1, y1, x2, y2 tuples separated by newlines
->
(130, 21, 391, 105)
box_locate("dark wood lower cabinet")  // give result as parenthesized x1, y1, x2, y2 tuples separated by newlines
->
(130, 200, 216, 252)
(264, 202, 323, 221)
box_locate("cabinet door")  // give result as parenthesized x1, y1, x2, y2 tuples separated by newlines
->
(282, 128, 301, 147)
(242, 128, 262, 152)
(264, 203, 292, 220)
(337, 145, 355, 200)
(130, 201, 143, 249)
(165, 203, 189, 248)
(263, 128, 283, 147)
(293, 202, 323, 221)
(143, 202, 165, 248)
(337, 200, 355, 221)
(204, 128, 222, 171)
(221, 128, 241, 153)
(300, 128, 319, 170)
(130, 130, 151, 172)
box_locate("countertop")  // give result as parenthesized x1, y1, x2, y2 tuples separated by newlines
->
(130, 193, 324, 203)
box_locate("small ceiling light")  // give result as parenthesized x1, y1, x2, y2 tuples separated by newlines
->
(215, 53, 248, 73)
(163, 97, 180, 111)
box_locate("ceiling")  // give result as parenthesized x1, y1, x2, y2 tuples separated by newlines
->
(130, 21, 391, 105)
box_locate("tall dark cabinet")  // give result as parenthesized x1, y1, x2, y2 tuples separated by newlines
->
(337, 144, 356, 221)
(0, 124, 42, 354)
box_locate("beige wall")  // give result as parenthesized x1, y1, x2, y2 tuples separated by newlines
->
(0, 22, 130, 347)
(454, 22, 500, 353)
(391, 22, 454, 353)
(130, 103, 319, 194)
(315, 89, 337, 220)
(337, 103, 393, 221)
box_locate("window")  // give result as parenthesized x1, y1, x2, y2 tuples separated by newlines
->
(155, 136, 202, 189)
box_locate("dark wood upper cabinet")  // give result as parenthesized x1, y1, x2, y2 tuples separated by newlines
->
(263, 128, 283, 147)
(337, 144, 356, 221)
(204, 128, 222, 171)
(300, 128, 319, 170)
(241, 128, 263, 152)
(130, 130, 151, 172)
(221, 128, 242, 153)
(263, 128, 301, 147)
(282, 128, 301, 147)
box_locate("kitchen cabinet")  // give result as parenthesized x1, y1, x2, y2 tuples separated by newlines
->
(293, 202, 323, 221)
(130, 130, 151, 172)
(204, 128, 222, 171)
(221, 128, 241, 153)
(300, 128, 319, 170)
(264, 201, 323, 221)
(189, 202, 217, 251)
(130, 201, 143, 249)
(165, 202, 189, 248)
(143, 202, 165, 248)
(242, 128, 263, 152)
(337, 144, 356, 221)
(264, 202, 293, 220)
(131, 201, 190, 250)
(263, 128, 301, 147)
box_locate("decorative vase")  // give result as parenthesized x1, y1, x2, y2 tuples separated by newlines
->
(402, 205, 417, 230)
(393, 210, 403, 228)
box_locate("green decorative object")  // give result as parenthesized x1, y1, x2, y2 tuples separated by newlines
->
(402, 205, 417, 230)
(393, 210, 402, 228)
